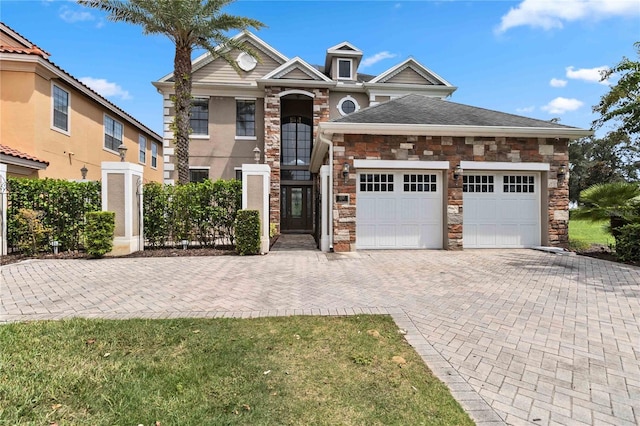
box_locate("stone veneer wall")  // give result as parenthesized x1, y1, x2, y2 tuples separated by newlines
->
(331, 134, 569, 252)
(263, 86, 330, 233)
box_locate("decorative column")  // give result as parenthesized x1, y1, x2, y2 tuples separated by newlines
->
(0, 164, 7, 256)
(264, 87, 281, 233)
(319, 165, 331, 252)
(101, 162, 144, 255)
(242, 164, 271, 254)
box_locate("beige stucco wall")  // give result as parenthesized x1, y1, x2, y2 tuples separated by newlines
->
(0, 65, 163, 182)
(328, 92, 370, 120)
(186, 96, 265, 180)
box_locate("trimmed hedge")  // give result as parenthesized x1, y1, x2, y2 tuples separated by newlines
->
(615, 223, 640, 262)
(7, 178, 101, 252)
(235, 210, 261, 255)
(143, 179, 242, 247)
(85, 211, 115, 258)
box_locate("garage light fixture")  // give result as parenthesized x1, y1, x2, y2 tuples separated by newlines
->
(342, 162, 350, 184)
(253, 146, 261, 164)
(453, 164, 463, 181)
(557, 164, 567, 181)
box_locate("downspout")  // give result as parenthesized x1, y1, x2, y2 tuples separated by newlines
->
(319, 131, 334, 251)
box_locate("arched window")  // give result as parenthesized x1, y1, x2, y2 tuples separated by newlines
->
(281, 116, 312, 166)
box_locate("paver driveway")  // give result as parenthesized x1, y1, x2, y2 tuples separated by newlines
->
(2, 246, 639, 426)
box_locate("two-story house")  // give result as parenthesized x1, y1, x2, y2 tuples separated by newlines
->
(154, 31, 590, 252)
(0, 22, 163, 182)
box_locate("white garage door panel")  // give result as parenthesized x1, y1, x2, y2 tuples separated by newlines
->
(356, 171, 443, 249)
(463, 173, 540, 249)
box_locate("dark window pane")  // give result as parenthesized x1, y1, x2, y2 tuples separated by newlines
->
(190, 99, 209, 135)
(338, 60, 351, 78)
(341, 100, 356, 114)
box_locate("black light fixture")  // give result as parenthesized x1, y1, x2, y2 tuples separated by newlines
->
(557, 164, 567, 180)
(117, 143, 128, 162)
(253, 146, 261, 164)
(80, 165, 88, 180)
(342, 162, 350, 183)
(453, 164, 463, 181)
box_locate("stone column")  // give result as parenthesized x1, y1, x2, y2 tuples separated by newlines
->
(0, 164, 7, 256)
(264, 87, 281, 233)
(242, 164, 271, 254)
(101, 162, 144, 255)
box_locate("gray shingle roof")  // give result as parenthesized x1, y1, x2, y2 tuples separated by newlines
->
(335, 93, 579, 129)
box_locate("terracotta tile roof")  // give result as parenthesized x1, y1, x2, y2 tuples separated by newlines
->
(0, 22, 50, 58)
(0, 144, 49, 166)
(0, 44, 49, 58)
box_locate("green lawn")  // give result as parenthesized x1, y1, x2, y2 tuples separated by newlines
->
(0, 316, 473, 426)
(569, 219, 614, 248)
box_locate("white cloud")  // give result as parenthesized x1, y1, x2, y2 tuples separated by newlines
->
(79, 77, 132, 100)
(496, 0, 640, 33)
(59, 5, 95, 23)
(516, 106, 535, 113)
(360, 51, 397, 68)
(565, 65, 610, 85)
(541, 97, 584, 114)
(550, 78, 567, 87)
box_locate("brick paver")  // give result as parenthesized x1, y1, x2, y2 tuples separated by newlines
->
(1, 241, 639, 426)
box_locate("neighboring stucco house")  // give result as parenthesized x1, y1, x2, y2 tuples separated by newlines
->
(0, 22, 163, 182)
(153, 31, 591, 252)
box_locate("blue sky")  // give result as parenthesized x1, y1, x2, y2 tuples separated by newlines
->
(2, 0, 639, 136)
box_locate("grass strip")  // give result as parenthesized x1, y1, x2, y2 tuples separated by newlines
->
(0, 315, 473, 425)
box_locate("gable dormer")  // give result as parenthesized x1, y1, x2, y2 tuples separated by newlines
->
(324, 41, 363, 82)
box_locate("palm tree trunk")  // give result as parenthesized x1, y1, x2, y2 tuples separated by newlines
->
(174, 42, 193, 185)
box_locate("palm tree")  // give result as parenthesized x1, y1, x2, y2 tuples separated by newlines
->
(79, 0, 264, 184)
(573, 182, 640, 238)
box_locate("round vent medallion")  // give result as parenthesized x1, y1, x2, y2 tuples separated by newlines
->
(237, 52, 257, 72)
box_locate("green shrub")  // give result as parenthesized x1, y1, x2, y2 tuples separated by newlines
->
(142, 179, 241, 248)
(235, 210, 260, 255)
(7, 178, 100, 252)
(85, 211, 115, 258)
(14, 208, 50, 255)
(615, 223, 640, 262)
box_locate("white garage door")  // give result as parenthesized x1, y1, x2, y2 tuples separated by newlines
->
(356, 171, 443, 249)
(463, 173, 540, 248)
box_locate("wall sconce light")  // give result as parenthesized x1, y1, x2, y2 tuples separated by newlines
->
(80, 165, 88, 180)
(557, 164, 567, 180)
(453, 164, 463, 181)
(253, 146, 261, 164)
(117, 143, 128, 162)
(342, 162, 350, 184)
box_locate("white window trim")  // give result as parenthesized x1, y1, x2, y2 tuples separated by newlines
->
(354, 159, 450, 170)
(189, 166, 211, 170)
(460, 161, 550, 171)
(190, 98, 209, 136)
(103, 114, 123, 156)
(138, 134, 147, 165)
(235, 98, 256, 139)
(337, 58, 353, 80)
(151, 142, 159, 169)
(51, 82, 70, 136)
(337, 95, 361, 116)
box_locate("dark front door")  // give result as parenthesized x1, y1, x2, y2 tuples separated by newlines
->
(281, 185, 313, 232)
